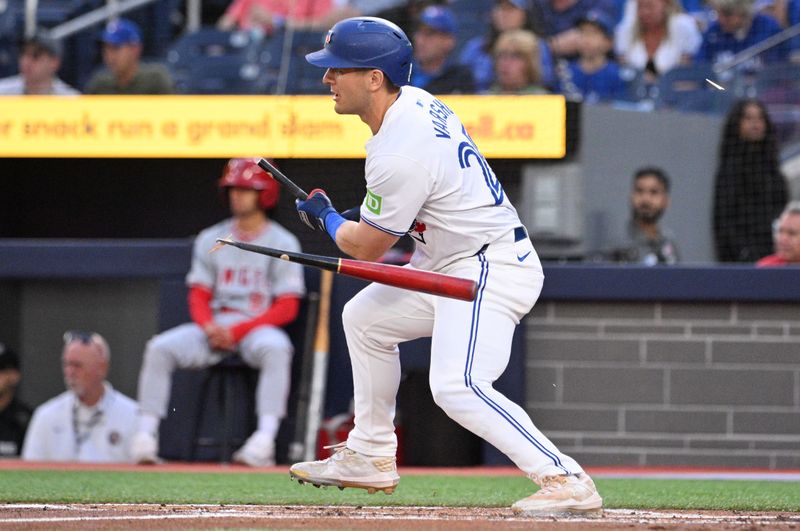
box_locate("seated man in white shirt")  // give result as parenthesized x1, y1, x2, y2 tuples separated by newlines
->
(21, 331, 138, 462)
(0, 32, 80, 95)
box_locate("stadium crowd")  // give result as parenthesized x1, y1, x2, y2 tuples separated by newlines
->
(0, 0, 798, 107)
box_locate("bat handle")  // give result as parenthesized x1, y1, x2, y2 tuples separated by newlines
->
(258, 158, 309, 200)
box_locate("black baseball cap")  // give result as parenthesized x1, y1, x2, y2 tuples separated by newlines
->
(20, 31, 64, 58)
(0, 343, 20, 371)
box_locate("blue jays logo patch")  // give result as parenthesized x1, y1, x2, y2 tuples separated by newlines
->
(408, 219, 426, 244)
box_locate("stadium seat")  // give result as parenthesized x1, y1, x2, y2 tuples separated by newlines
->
(167, 27, 263, 62)
(654, 64, 735, 114)
(754, 62, 800, 105)
(0, 3, 17, 78)
(173, 56, 276, 94)
(271, 29, 328, 94)
(754, 63, 800, 143)
(4, 0, 93, 28)
(617, 66, 656, 103)
(166, 28, 276, 94)
(451, 0, 493, 51)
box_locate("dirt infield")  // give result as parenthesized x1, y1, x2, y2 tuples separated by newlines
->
(1, 462, 799, 529)
(1, 503, 799, 530)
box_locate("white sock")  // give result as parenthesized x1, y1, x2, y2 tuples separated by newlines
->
(257, 415, 279, 441)
(137, 412, 160, 436)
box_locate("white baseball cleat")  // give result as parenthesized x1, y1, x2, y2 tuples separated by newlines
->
(511, 473, 603, 517)
(130, 431, 160, 464)
(232, 432, 276, 467)
(289, 442, 400, 494)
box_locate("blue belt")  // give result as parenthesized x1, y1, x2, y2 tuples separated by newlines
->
(475, 226, 528, 255)
(514, 225, 528, 242)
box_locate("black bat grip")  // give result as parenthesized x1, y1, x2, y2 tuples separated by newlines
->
(257, 158, 308, 200)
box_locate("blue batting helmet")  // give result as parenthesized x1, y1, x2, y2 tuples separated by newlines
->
(305, 17, 413, 87)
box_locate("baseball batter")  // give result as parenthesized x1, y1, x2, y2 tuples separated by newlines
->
(289, 17, 602, 516)
(131, 158, 305, 466)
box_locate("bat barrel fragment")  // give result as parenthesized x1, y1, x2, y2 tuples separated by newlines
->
(215, 238, 477, 301)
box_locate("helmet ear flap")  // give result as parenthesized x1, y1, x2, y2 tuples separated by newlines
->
(258, 173, 280, 210)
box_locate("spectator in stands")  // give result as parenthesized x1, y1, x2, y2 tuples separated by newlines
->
(695, 0, 789, 67)
(555, 10, 628, 101)
(0, 343, 32, 458)
(714, 98, 788, 262)
(614, 0, 702, 83)
(487, 29, 550, 93)
(217, 0, 335, 34)
(374, 0, 449, 39)
(130, 159, 305, 467)
(605, 167, 680, 264)
(322, 0, 408, 28)
(21, 331, 138, 462)
(528, 0, 619, 58)
(767, 0, 800, 62)
(0, 32, 79, 95)
(85, 18, 174, 94)
(410, 5, 475, 93)
(459, 0, 555, 92)
(757, 201, 800, 265)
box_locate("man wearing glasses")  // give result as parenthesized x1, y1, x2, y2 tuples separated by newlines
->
(21, 331, 138, 462)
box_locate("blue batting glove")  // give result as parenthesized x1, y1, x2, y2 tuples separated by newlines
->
(296, 188, 334, 231)
(296, 189, 347, 241)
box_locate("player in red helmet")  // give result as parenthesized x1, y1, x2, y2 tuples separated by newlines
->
(219, 158, 281, 210)
(130, 158, 305, 467)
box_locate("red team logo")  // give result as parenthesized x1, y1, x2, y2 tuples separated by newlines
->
(409, 220, 426, 244)
(218, 267, 271, 312)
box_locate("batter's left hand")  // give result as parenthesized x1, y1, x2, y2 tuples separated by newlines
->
(296, 188, 337, 232)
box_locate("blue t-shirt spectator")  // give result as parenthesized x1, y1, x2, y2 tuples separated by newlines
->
(696, 12, 789, 66)
(559, 60, 628, 101)
(556, 9, 627, 102)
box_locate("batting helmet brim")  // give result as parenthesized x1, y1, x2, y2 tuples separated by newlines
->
(305, 48, 366, 69)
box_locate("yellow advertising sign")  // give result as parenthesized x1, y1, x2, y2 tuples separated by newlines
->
(0, 95, 565, 158)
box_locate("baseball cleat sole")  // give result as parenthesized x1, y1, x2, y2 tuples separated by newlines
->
(290, 471, 398, 494)
(512, 506, 604, 518)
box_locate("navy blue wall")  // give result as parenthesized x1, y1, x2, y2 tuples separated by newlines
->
(2, 240, 798, 464)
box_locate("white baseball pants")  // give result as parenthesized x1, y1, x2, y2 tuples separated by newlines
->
(342, 230, 584, 478)
(137, 312, 293, 420)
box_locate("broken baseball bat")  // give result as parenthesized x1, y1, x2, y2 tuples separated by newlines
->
(215, 239, 477, 302)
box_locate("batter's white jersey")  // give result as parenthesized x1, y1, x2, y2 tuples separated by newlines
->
(342, 86, 584, 479)
(187, 219, 306, 317)
(361, 85, 523, 271)
(21, 383, 138, 463)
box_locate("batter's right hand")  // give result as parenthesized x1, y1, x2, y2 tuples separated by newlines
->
(296, 188, 336, 231)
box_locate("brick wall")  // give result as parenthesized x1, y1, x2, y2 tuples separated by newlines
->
(525, 300, 800, 469)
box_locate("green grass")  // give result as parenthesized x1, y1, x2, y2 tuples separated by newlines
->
(0, 471, 798, 512)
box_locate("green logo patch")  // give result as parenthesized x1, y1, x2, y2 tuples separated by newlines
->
(365, 189, 382, 215)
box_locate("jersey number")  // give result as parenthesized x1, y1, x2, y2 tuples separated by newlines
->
(457, 125, 504, 205)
